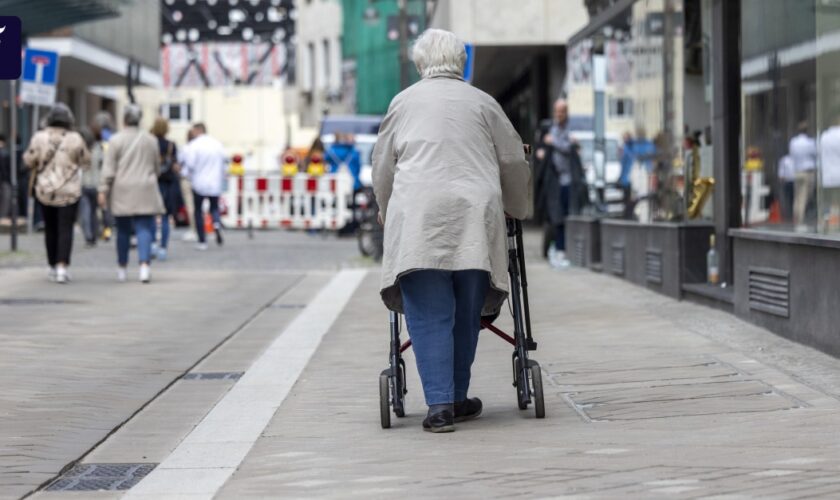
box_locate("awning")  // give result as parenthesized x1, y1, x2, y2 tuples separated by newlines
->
(0, 0, 126, 37)
(28, 36, 162, 87)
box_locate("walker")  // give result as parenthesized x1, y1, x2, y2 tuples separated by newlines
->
(379, 216, 546, 428)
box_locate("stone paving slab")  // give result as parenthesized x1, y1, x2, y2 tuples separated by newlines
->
(0, 268, 302, 500)
(216, 267, 840, 499)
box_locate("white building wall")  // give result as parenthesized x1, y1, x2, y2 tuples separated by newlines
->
(433, 0, 588, 45)
(296, 0, 345, 127)
(124, 86, 317, 172)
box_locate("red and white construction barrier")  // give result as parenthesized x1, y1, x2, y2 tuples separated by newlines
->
(221, 173, 353, 230)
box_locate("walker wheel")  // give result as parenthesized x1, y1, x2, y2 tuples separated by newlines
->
(379, 373, 391, 429)
(530, 361, 546, 419)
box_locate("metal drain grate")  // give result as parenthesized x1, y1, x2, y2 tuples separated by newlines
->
(46, 463, 156, 491)
(610, 244, 625, 276)
(645, 249, 663, 284)
(573, 236, 585, 266)
(183, 371, 244, 380)
(0, 298, 79, 306)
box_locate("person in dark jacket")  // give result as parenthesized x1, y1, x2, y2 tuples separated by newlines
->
(535, 99, 587, 268)
(151, 117, 179, 261)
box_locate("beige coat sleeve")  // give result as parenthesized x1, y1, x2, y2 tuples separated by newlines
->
(99, 139, 118, 194)
(372, 101, 399, 220)
(486, 100, 532, 219)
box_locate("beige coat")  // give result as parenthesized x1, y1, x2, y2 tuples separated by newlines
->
(99, 127, 164, 216)
(372, 75, 532, 315)
(24, 127, 90, 207)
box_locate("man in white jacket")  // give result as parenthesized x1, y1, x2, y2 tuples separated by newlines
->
(181, 123, 227, 250)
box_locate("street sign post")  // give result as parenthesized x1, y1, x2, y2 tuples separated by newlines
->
(20, 48, 60, 233)
(8, 80, 18, 251)
(20, 48, 60, 107)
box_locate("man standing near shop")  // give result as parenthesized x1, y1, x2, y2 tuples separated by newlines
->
(181, 123, 227, 250)
(789, 121, 817, 231)
(537, 98, 577, 269)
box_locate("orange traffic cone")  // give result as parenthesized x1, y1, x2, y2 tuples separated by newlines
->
(768, 200, 781, 223)
(204, 213, 214, 234)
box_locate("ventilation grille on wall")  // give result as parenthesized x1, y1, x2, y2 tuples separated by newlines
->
(748, 267, 790, 318)
(645, 249, 663, 284)
(611, 244, 625, 276)
(573, 236, 585, 267)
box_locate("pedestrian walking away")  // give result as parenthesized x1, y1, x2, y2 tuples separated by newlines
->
(92, 112, 116, 241)
(98, 104, 165, 283)
(789, 121, 818, 231)
(151, 117, 180, 261)
(77, 127, 101, 247)
(181, 123, 227, 250)
(372, 29, 531, 433)
(23, 103, 91, 284)
(177, 128, 198, 242)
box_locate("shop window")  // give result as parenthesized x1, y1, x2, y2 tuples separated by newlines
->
(566, 0, 710, 223)
(739, 0, 840, 235)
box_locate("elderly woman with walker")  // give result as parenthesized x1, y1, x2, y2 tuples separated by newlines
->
(373, 29, 539, 433)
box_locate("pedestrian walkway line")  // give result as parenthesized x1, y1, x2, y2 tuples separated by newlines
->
(122, 269, 368, 499)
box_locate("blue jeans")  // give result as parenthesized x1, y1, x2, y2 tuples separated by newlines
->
(400, 270, 490, 406)
(555, 184, 571, 251)
(115, 215, 155, 266)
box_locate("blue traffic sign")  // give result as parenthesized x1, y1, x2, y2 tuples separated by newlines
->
(22, 48, 59, 85)
(463, 43, 475, 83)
(0, 16, 22, 80)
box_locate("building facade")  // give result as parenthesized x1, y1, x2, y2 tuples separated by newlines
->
(27, 0, 161, 130)
(566, 0, 840, 358)
(296, 0, 346, 127)
(431, 0, 588, 145)
(341, 0, 426, 116)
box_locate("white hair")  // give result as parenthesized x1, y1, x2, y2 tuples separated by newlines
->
(411, 29, 466, 79)
(123, 104, 143, 126)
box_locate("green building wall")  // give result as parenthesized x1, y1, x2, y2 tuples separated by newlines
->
(342, 0, 423, 115)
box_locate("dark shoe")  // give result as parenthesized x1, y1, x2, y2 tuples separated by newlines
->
(454, 397, 483, 422)
(422, 409, 455, 433)
(214, 223, 224, 246)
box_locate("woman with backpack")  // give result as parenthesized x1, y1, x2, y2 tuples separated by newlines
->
(23, 103, 90, 284)
(151, 117, 179, 261)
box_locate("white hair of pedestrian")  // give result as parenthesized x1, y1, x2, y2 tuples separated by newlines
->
(123, 104, 143, 127)
(411, 29, 467, 79)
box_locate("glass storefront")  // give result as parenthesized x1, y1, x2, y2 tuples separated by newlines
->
(741, 0, 840, 235)
(566, 0, 715, 223)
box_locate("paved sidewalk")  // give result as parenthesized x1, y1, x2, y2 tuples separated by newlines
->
(212, 266, 840, 499)
(10, 229, 840, 498)
(0, 230, 362, 500)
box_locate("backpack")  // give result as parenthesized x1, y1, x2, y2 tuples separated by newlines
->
(33, 132, 82, 206)
(159, 140, 176, 182)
